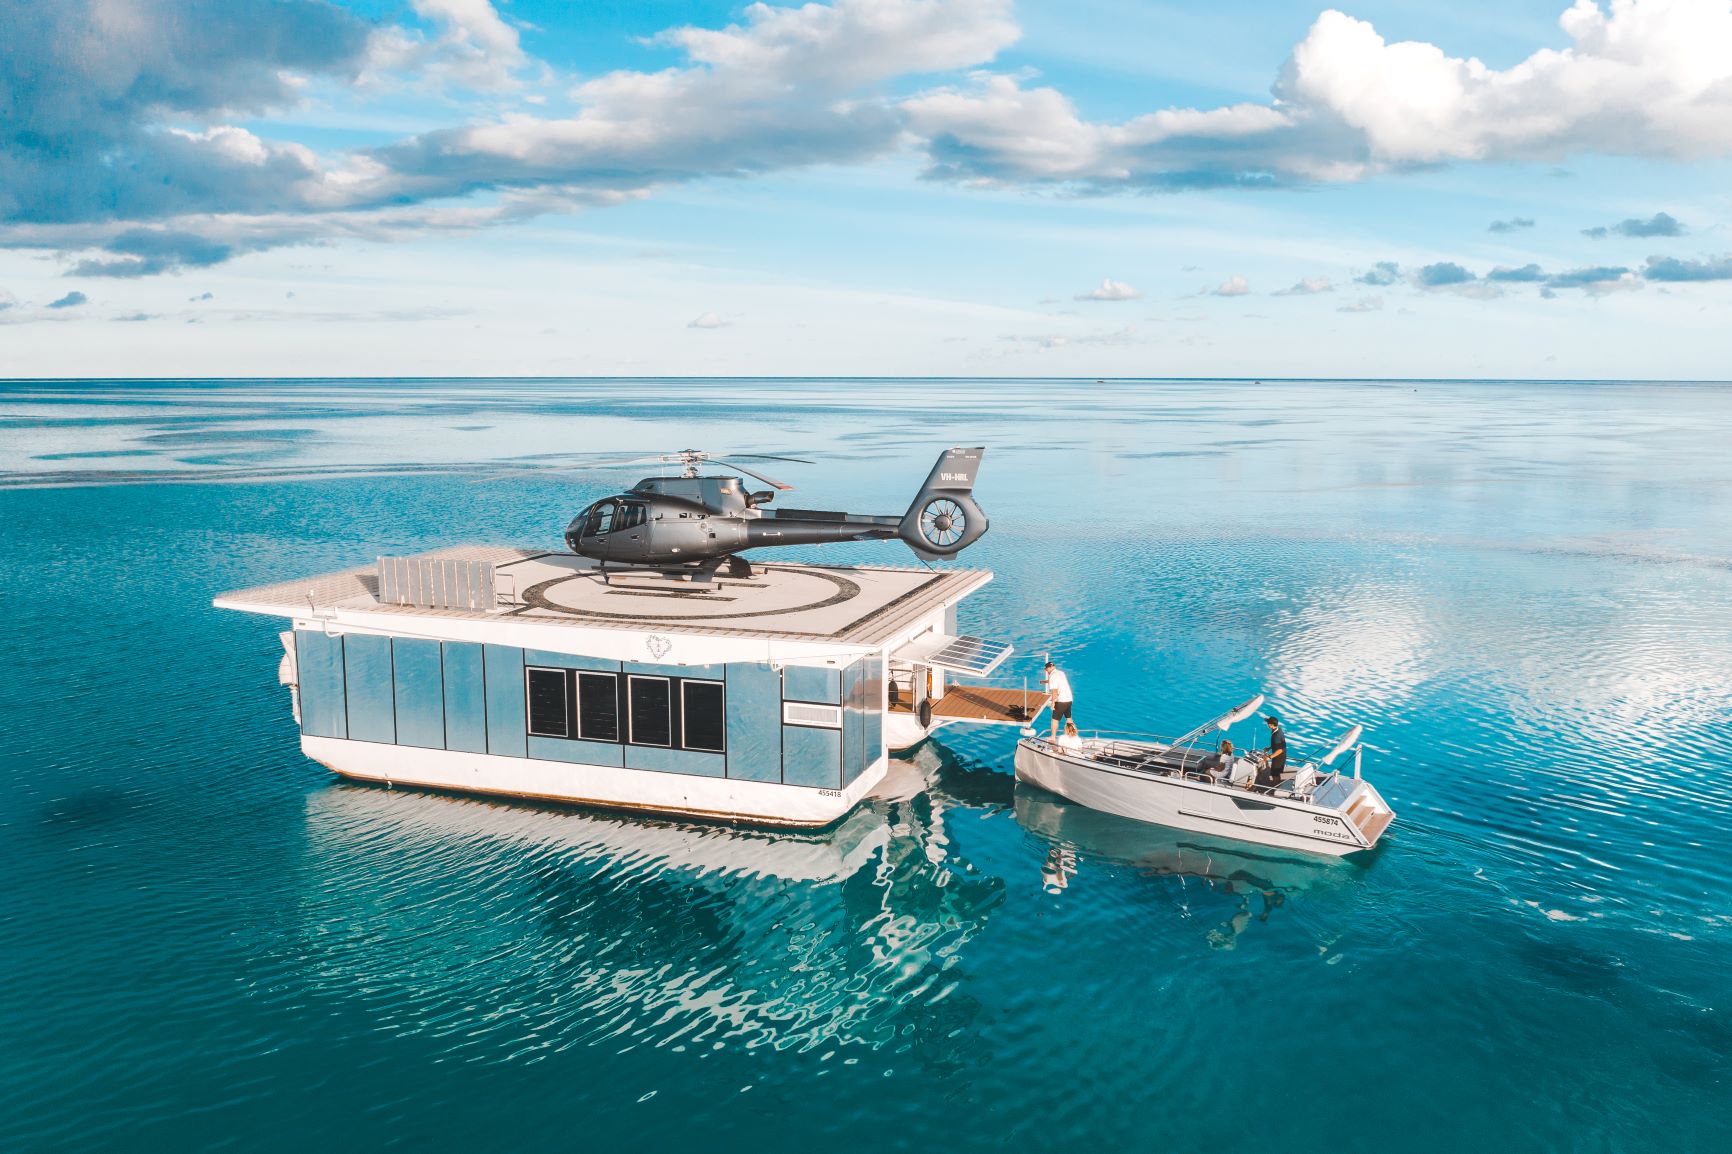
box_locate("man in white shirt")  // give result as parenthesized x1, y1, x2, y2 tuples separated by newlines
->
(1044, 660, 1073, 741)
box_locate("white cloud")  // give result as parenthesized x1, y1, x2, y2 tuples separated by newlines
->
(1274, 276, 1333, 295)
(1211, 275, 1251, 297)
(369, 0, 1018, 212)
(1337, 296, 1383, 313)
(904, 72, 1297, 185)
(3, 1, 1017, 274)
(1076, 278, 1141, 301)
(688, 311, 728, 329)
(910, 1, 1732, 187)
(12, 0, 1732, 279)
(365, 0, 531, 90)
(1285, 1, 1732, 164)
(655, 0, 1017, 92)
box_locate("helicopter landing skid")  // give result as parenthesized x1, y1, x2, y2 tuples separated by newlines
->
(598, 555, 755, 590)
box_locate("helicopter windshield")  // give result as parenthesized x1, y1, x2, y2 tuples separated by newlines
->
(583, 500, 618, 538)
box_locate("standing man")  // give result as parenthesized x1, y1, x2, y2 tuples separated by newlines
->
(1044, 660, 1073, 742)
(1258, 713, 1288, 790)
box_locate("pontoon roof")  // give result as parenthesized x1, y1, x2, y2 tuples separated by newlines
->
(215, 544, 992, 648)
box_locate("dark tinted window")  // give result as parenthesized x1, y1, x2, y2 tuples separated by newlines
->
(526, 668, 569, 737)
(577, 672, 620, 742)
(617, 503, 646, 531)
(628, 677, 672, 746)
(681, 681, 726, 753)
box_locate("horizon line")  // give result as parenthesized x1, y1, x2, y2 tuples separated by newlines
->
(4, 375, 1732, 386)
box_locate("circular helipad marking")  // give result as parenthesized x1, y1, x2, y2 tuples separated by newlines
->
(521, 566, 862, 622)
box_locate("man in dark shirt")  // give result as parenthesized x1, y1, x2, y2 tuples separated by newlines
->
(1257, 714, 1288, 790)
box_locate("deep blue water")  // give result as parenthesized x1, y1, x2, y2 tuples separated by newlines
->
(2, 378, 1729, 1151)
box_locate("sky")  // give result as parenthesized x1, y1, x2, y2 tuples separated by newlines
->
(2, 0, 1731, 379)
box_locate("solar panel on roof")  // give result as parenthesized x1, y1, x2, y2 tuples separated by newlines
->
(925, 635, 1012, 675)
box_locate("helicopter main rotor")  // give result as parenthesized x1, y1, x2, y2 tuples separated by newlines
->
(471, 448, 811, 492)
(583, 449, 811, 491)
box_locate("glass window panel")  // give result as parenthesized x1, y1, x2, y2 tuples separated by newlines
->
(578, 672, 620, 742)
(681, 681, 726, 753)
(628, 677, 672, 746)
(587, 501, 617, 536)
(526, 668, 569, 737)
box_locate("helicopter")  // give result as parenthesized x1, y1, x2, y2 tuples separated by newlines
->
(561, 447, 989, 581)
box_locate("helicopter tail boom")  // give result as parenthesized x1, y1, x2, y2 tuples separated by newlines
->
(737, 448, 988, 560)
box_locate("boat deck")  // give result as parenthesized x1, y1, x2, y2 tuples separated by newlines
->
(930, 686, 1049, 726)
(215, 544, 993, 646)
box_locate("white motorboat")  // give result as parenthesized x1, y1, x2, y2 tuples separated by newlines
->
(1013, 695, 1395, 857)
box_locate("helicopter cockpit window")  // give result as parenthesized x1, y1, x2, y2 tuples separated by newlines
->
(584, 500, 618, 537)
(616, 503, 647, 532)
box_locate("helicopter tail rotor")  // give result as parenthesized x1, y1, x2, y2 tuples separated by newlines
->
(896, 447, 988, 560)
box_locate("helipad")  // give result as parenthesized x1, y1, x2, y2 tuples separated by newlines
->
(216, 544, 992, 645)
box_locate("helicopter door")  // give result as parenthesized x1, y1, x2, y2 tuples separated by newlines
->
(612, 502, 649, 562)
(582, 499, 620, 559)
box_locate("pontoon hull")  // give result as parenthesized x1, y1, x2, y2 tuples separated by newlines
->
(1013, 741, 1388, 857)
(304, 735, 885, 828)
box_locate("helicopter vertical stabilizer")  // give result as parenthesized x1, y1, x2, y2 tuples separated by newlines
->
(897, 447, 988, 560)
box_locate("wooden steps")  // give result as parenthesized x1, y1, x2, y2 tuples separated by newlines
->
(1344, 797, 1395, 846)
(1356, 808, 1395, 845)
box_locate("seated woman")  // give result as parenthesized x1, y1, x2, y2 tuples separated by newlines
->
(1056, 719, 1085, 751)
(1198, 739, 1235, 779)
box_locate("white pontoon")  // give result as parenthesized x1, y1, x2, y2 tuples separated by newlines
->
(1013, 695, 1395, 856)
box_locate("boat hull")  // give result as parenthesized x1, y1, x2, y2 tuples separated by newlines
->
(303, 734, 885, 828)
(1013, 740, 1378, 857)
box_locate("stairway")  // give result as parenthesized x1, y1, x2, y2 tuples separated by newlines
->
(1345, 792, 1395, 847)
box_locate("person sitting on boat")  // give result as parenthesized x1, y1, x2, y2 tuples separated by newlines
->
(1199, 739, 1234, 779)
(1043, 661, 1074, 741)
(1257, 714, 1288, 790)
(1056, 719, 1085, 751)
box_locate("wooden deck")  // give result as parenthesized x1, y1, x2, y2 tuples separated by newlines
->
(930, 686, 1049, 727)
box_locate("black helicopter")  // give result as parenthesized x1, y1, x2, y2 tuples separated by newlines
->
(561, 447, 989, 580)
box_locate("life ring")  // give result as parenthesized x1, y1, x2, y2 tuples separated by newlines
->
(917, 698, 933, 728)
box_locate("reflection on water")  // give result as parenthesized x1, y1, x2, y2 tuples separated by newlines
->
(4, 378, 1732, 1151)
(285, 771, 1002, 1061)
(1013, 784, 1349, 948)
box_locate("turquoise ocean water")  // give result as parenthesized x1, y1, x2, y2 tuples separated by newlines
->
(1, 378, 1729, 1151)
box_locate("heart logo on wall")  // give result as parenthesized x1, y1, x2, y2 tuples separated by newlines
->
(645, 634, 671, 659)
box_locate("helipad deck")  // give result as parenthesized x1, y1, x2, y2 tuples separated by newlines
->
(215, 544, 992, 647)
